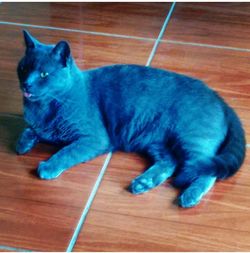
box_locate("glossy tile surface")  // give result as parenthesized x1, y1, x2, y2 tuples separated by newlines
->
(0, 3, 171, 38)
(74, 4, 250, 251)
(74, 152, 250, 251)
(0, 114, 107, 251)
(1, 2, 250, 252)
(164, 3, 250, 49)
(0, 25, 153, 251)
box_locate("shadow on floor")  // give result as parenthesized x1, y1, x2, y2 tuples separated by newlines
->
(0, 113, 25, 153)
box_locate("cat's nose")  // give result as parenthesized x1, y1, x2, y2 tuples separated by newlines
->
(23, 82, 32, 89)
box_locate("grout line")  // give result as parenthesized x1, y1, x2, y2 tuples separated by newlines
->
(0, 3, 248, 252)
(0, 21, 155, 42)
(1, 20, 250, 53)
(146, 2, 176, 66)
(162, 39, 250, 53)
(66, 152, 112, 252)
(66, 4, 177, 251)
(36, 1, 248, 250)
(0, 245, 32, 252)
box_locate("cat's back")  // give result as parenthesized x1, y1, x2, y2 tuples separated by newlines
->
(86, 64, 218, 107)
(87, 64, 211, 93)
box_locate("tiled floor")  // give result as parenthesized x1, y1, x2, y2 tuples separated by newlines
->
(0, 2, 250, 252)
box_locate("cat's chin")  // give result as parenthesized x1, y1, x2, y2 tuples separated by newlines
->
(23, 93, 54, 103)
(23, 93, 41, 102)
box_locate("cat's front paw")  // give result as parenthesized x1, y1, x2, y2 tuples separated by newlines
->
(37, 161, 63, 180)
(16, 128, 38, 155)
(16, 139, 34, 155)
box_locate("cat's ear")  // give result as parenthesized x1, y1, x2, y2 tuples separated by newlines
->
(51, 41, 71, 67)
(23, 30, 40, 49)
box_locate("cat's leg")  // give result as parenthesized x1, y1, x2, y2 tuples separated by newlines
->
(173, 155, 218, 208)
(37, 137, 110, 180)
(172, 142, 219, 208)
(178, 175, 216, 208)
(16, 127, 39, 155)
(171, 128, 222, 207)
(129, 149, 177, 194)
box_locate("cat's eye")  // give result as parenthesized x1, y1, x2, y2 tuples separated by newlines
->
(40, 72, 49, 78)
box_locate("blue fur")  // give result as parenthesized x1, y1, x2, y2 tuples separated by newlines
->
(16, 31, 246, 207)
(178, 175, 217, 208)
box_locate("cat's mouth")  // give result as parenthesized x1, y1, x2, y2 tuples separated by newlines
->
(22, 91, 39, 101)
(21, 87, 34, 99)
(23, 92, 33, 98)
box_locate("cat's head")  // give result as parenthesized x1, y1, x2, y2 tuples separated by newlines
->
(17, 30, 74, 102)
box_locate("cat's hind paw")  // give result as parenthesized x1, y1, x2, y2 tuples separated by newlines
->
(37, 161, 63, 180)
(129, 171, 170, 194)
(129, 177, 155, 194)
(178, 187, 202, 208)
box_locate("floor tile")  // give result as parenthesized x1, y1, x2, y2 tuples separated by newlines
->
(0, 26, 153, 251)
(164, 3, 250, 49)
(74, 152, 250, 251)
(0, 114, 107, 251)
(0, 3, 171, 39)
(74, 35, 250, 252)
(0, 25, 154, 114)
(152, 42, 250, 143)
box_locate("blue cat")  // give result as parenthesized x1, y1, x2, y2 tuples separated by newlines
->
(16, 30, 246, 208)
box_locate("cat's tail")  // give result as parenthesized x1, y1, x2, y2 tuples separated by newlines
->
(212, 105, 246, 179)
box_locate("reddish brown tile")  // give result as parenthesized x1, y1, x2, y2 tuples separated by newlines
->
(74, 152, 250, 251)
(152, 42, 250, 143)
(164, 3, 250, 49)
(0, 3, 171, 38)
(0, 113, 107, 251)
(0, 25, 153, 250)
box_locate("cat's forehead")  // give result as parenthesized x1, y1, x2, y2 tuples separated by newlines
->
(24, 46, 58, 69)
